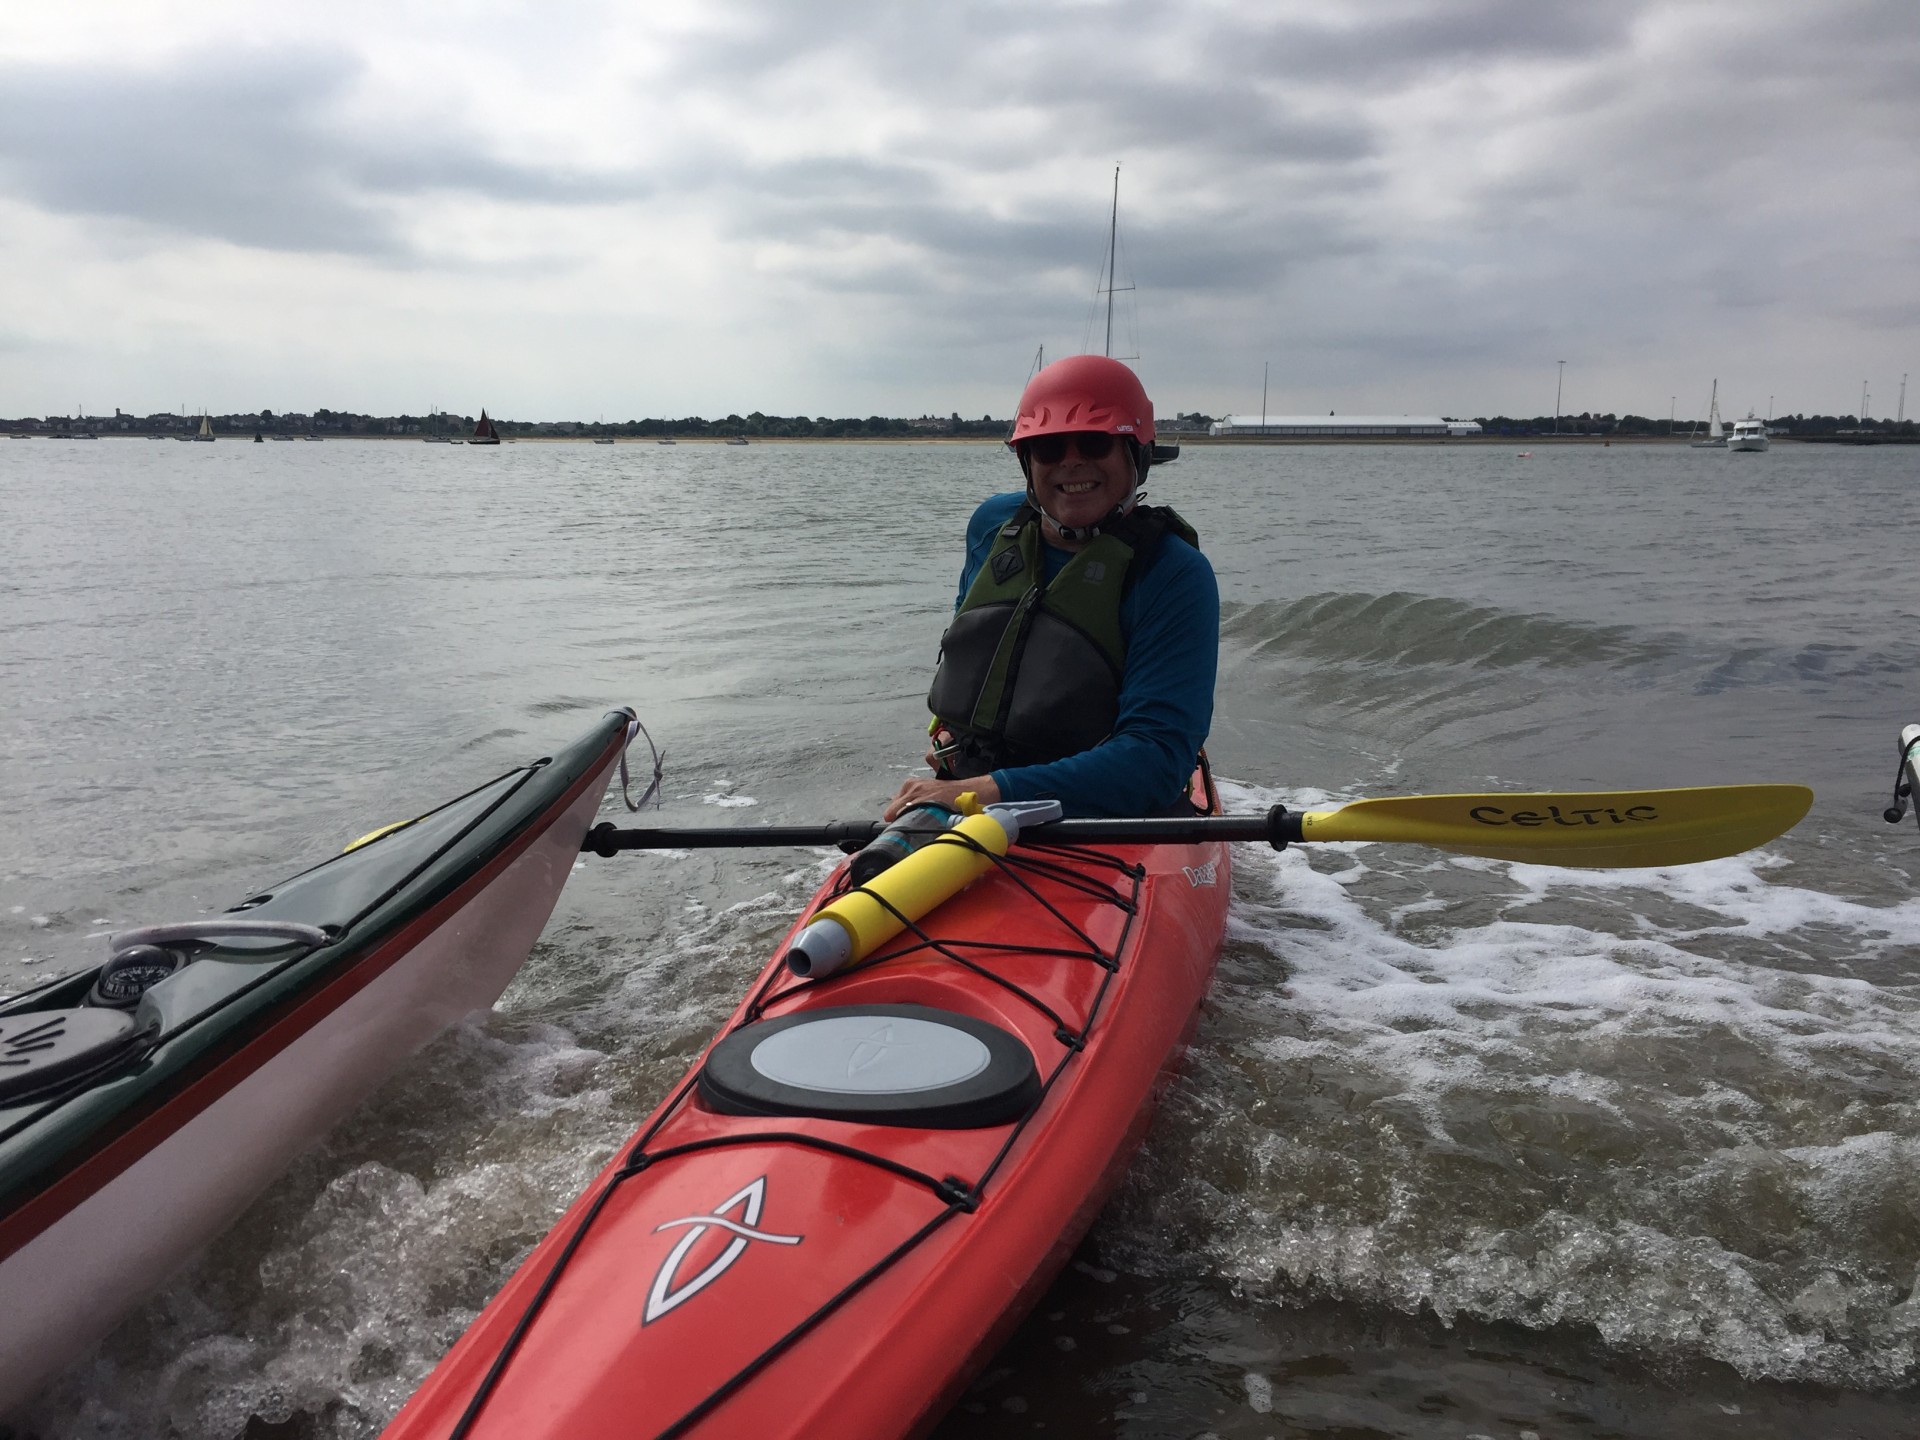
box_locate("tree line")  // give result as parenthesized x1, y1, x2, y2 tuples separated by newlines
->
(0, 409, 1012, 437)
(9, 407, 1912, 439)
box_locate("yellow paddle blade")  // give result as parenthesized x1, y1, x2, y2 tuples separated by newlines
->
(1295, 785, 1813, 868)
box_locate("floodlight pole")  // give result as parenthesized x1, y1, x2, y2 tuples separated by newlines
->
(1555, 361, 1565, 435)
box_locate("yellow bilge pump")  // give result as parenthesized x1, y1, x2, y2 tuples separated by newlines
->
(785, 798, 1065, 978)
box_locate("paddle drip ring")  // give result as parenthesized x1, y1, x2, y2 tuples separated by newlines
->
(619, 716, 665, 812)
(1883, 731, 1920, 827)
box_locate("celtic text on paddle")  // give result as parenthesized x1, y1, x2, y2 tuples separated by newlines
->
(1467, 804, 1658, 828)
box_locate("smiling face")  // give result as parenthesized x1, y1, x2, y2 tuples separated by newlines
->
(1024, 432, 1136, 544)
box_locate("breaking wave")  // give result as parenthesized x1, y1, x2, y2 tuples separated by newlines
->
(1105, 779, 1920, 1389)
(1222, 592, 1920, 697)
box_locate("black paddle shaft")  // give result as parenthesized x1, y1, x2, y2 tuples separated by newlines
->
(580, 806, 1301, 856)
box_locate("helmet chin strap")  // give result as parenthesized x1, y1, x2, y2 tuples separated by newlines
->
(1031, 482, 1140, 542)
(1020, 440, 1150, 543)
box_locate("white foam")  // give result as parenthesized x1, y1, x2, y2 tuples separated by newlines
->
(1243, 1371, 1274, 1413)
(1119, 778, 1920, 1386)
(16, 1014, 627, 1437)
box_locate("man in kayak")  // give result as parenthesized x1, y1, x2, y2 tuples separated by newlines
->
(886, 355, 1218, 820)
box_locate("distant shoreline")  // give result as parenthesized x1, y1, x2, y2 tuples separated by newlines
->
(11, 432, 1911, 447)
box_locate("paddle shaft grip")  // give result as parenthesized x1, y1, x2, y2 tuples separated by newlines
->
(582, 807, 1300, 855)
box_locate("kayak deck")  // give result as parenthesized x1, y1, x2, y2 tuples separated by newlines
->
(0, 710, 636, 1414)
(387, 824, 1230, 1440)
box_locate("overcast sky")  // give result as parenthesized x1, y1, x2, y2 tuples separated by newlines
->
(1, 0, 1914, 422)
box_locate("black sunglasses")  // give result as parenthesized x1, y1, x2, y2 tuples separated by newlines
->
(1026, 431, 1119, 465)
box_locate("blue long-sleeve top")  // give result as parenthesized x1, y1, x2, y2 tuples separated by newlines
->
(951, 492, 1219, 818)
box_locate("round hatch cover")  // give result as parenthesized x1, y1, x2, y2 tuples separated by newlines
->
(0, 1007, 145, 1105)
(699, 1004, 1040, 1129)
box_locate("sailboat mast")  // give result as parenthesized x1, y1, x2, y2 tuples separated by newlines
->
(1105, 165, 1120, 359)
(1023, 344, 1045, 388)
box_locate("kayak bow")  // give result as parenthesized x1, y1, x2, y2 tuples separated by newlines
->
(0, 709, 637, 1413)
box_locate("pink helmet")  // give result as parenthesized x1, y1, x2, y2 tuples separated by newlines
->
(1007, 355, 1156, 450)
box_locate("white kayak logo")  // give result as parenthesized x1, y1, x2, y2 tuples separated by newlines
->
(644, 1176, 803, 1324)
(846, 1022, 909, 1076)
(1182, 860, 1218, 888)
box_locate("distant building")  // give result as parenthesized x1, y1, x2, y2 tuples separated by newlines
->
(1208, 415, 1481, 438)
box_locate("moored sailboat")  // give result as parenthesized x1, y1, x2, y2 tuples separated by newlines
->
(1690, 381, 1726, 448)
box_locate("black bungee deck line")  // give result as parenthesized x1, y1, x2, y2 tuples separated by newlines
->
(581, 805, 1299, 856)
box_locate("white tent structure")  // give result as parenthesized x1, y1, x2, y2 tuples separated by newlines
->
(1208, 415, 1481, 438)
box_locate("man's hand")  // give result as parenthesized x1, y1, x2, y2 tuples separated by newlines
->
(924, 724, 958, 775)
(884, 774, 1002, 821)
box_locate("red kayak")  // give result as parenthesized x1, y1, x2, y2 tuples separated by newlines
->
(384, 783, 1231, 1439)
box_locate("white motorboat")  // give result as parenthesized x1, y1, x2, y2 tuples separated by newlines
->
(1728, 415, 1769, 452)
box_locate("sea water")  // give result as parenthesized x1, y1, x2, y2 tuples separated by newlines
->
(3, 437, 1919, 1437)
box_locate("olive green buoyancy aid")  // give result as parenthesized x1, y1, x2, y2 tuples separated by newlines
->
(926, 502, 1200, 772)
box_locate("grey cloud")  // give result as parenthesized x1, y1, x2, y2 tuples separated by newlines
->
(1251, 0, 1643, 80)
(739, 194, 1083, 269)
(737, 156, 940, 205)
(1043, 77, 1376, 166)
(1857, 299, 1920, 332)
(715, 176, 1378, 395)
(671, 0, 1377, 167)
(0, 53, 640, 256)
(1466, 8, 1920, 251)
(730, 180, 1367, 303)
(0, 54, 394, 253)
